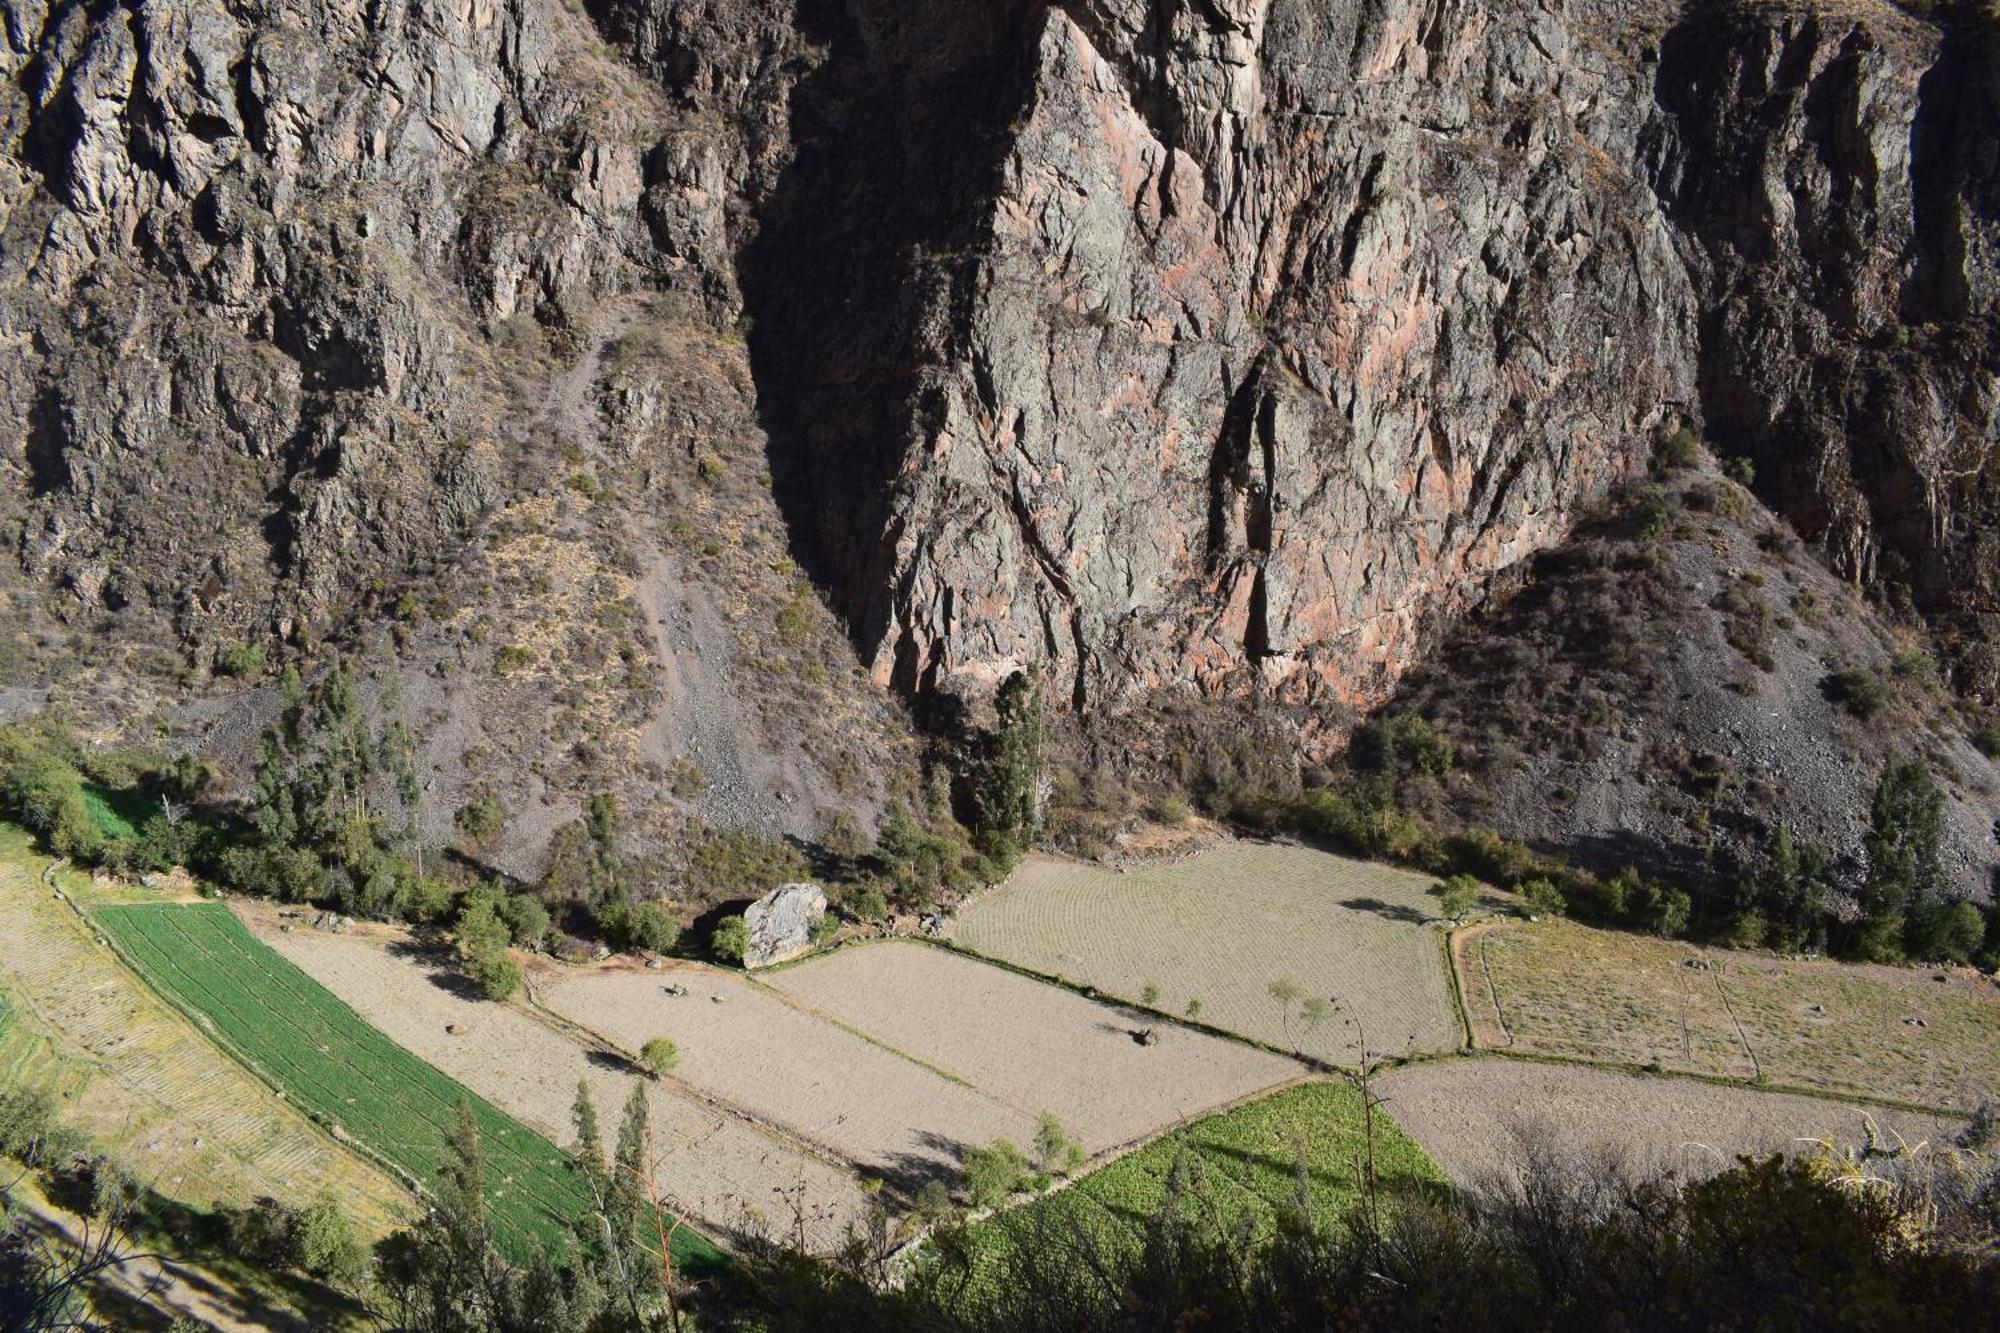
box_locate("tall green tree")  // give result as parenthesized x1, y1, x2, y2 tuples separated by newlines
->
(1856, 756, 1945, 962)
(969, 668, 1046, 865)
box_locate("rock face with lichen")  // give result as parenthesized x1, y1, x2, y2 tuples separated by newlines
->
(741, 881, 826, 969)
(1, 0, 1995, 865)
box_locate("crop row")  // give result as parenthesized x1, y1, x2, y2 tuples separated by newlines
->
(97, 903, 587, 1251)
(958, 1083, 1447, 1293)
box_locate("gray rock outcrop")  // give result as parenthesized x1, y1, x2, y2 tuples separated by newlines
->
(1, 0, 1995, 882)
(741, 881, 825, 969)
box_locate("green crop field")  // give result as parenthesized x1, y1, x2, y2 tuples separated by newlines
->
(96, 902, 722, 1269)
(954, 1081, 1445, 1293)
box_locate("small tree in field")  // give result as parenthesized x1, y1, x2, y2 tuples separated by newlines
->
(1139, 981, 1161, 1007)
(1032, 1112, 1085, 1177)
(641, 1038, 679, 1077)
(962, 1139, 1029, 1208)
(1268, 977, 1303, 1044)
(1430, 874, 1481, 924)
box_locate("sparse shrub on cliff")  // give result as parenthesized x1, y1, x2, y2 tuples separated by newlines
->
(1633, 485, 1680, 541)
(1654, 425, 1702, 471)
(1824, 667, 1889, 719)
(217, 641, 266, 677)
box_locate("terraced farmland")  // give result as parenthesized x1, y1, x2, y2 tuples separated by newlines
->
(1464, 918, 2000, 1113)
(94, 902, 703, 1262)
(249, 912, 875, 1254)
(766, 943, 1303, 1154)
(957, 1081, 1444, 1293)
(954, 845, 1462, 1064)
(0, 835, 404, 1232)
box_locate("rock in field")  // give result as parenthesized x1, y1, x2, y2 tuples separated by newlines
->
(742, 883, 827, 969)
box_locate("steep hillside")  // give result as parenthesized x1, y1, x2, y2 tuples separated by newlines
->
(1389, 449, 2000, 895)
(1, 0, 1995, 878)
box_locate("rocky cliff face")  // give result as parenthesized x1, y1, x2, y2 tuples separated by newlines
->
(1, 0, 1995, 866)
(737, 0, 1998, 742)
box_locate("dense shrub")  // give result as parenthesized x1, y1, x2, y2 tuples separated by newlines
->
(711, 914, 749, 964)
(1824, 667, 1889, 719)
(962, 1138, 1031, 1207)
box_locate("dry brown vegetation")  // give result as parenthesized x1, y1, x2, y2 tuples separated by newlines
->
(1461, 917, 2000, 1113)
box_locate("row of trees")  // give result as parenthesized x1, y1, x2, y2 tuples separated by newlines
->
(1729, 755, 1996, 965)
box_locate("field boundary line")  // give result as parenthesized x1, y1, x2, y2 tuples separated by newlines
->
(514, 983, 873, 1190)
(736, 969, 988, 1093)
(1438, 927, 1473, 1051)
(845, 936, 1338, 1075)
(91, 903, 435, 1204)
(1711, 972, 1762, 1083)
(1453, 1047, 1970, 1121)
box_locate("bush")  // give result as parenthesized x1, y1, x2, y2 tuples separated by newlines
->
(711, 914, 749, 964)
(0, 728, 102, 861)
(217, 642, 266, 678)
(1032, 1113, 1085, 1177)
(294, 1193, 368, 1286)
(689, 826, 810, 901)
(1157, 793, 1192, 825)
(962, 1138, 1030, 1207)
(1824, 668, 1889, 720)
(1633, 484, 1680, 540)
(1973, 718, 2000, 759)
(1655, 426, 1702, 471)
(844, 882, 891, 923)
(641, 1037, 679, 1076)
(497, 893, 551, 949)
(466, 949, 522, 1001)
(1429, 874, 1481, 923)
(600, 899, 680, 954)
(1518, 878, 1566, 919)
(0, 1086, 85, 1167)
(455, 791, 505, 847)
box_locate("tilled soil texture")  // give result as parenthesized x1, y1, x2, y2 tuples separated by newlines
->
(541, 964, 1037, 1191)
(764, 942, 1305, 1154)
(955, 844, 1463, 1064)
(241, 906, 872, 1253)
(1378, 1057, 1965, 1186)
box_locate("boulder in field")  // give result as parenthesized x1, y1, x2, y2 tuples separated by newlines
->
(742, 883, 827, 969)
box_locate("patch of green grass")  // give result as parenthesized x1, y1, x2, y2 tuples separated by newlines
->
(95, 903, 721, 1270)
(956, 1082, 1444, 1288)
(80, 783, 154, 841)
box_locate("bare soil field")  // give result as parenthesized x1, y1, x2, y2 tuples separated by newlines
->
(764, 942, 1304, 1154)
(953, 844, 1461, 1063)
(1378, 1057, 1965, 1186)
(0, 835, 405, 1235)
(1462, 919, 2000, 1113)
(239, 905, 873, 1252)
(540, 966, 1038, 1188)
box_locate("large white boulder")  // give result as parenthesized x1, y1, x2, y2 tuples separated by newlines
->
(742, 882, 827, 968)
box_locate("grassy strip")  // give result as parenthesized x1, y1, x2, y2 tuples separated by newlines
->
(96, 902, 724, 1271)
(951, 1081, 1446, 1294)
(80, 783, 153, 841)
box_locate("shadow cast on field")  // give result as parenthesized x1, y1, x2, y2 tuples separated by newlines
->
(421, 966, 492, 1003)
(872, 1133, 969, 1197)
(1338, 897, 1429, 925)
(586, 1048, 647, 1077)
